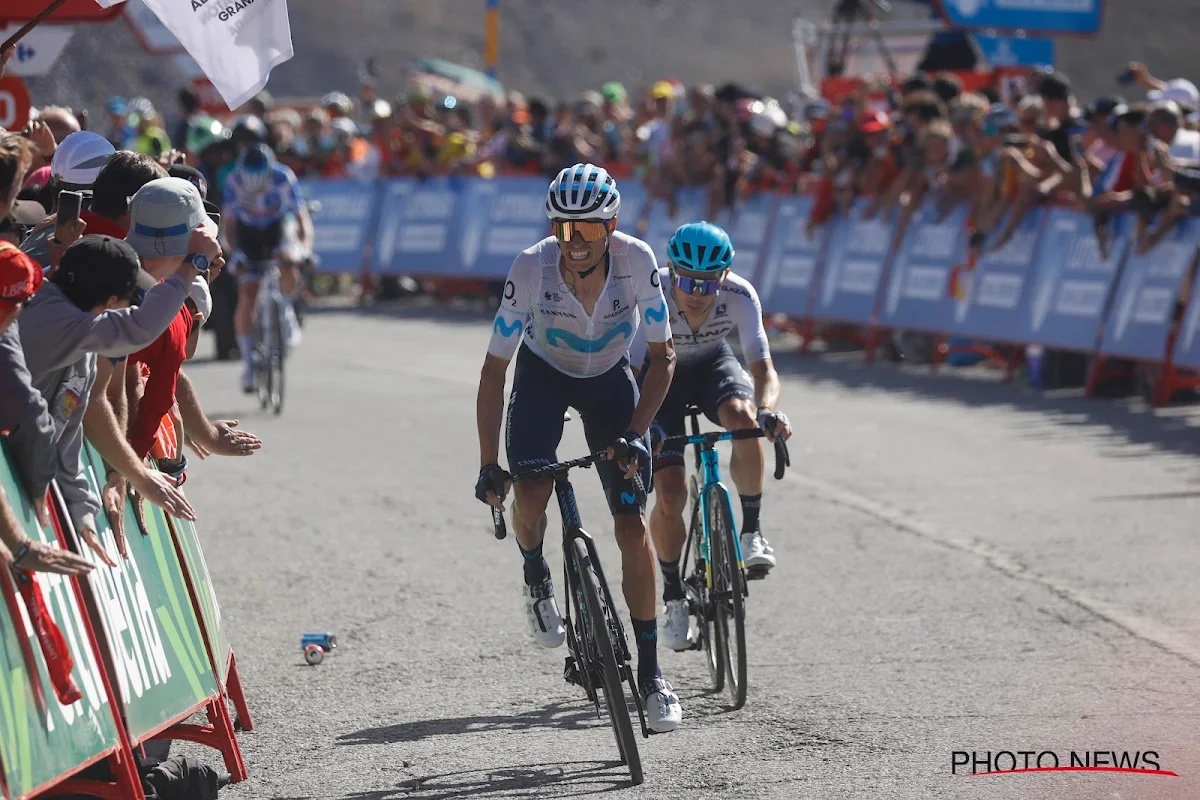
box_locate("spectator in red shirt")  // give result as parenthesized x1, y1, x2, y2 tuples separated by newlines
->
(122, 178, 225, 460)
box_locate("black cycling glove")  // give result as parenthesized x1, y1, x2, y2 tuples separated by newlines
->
(617, 431, 651, 471)
(475, 464, 511, 505)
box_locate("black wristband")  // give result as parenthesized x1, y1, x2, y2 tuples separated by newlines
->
(12, 540, 31, 566)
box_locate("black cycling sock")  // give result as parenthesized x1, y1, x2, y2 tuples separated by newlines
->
(659, 558, 686, 602)
(630, 616, 661, 690)
(740, 493, 762, 533)
(518, 541, 550, 586)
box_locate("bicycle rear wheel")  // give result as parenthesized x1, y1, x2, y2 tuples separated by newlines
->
(572, 537, 643, 785)
(708, 486, 748, 709)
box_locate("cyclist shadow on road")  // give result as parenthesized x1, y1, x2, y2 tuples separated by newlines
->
(340, 760, 627, 799)
(336, 700, 609, 746)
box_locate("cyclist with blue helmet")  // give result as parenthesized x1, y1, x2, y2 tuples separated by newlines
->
(629, 221, 792, 651)
(223, 141, 313, 393)
(474, 163, 683, 733)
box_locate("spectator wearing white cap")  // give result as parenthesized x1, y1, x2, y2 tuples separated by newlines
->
(51, 131, 117, 194)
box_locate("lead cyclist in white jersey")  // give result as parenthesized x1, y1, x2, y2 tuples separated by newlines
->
(474, 163, 682, 732)
(628, 221, 793, 652)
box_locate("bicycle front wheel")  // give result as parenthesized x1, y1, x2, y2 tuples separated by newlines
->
(572, 537, 643, 785)
(268, 298, 285, 415)
(708, 486, 748, 709)
(684, 487, 723, 692)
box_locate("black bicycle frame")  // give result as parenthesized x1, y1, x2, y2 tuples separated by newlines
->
(554, 473, 632, 665)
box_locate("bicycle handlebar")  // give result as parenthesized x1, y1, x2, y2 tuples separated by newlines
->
(660, 427, 791, 481)
(488, 439, 649, 541)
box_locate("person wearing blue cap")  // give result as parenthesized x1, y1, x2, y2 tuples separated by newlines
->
(103, 96, 134, 150)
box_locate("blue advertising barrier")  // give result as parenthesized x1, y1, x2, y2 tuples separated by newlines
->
(1171, 284, 1200, 371)
(1100, 216, 1200, 361)
(457, 177, 548, 279)
(372, 176, 463, 275)
(639, 187, 707, 265)
(297, 179, 382, 273)
(712, 192, 781, 285)
(946, 208, 1046, 342)
(1019, 209, 1129, 351)
(880, 200, 968, 333)
(813, 200, 895, 324)
(755, 196, 827, 316)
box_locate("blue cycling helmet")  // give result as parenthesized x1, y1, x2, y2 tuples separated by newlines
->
(667, 221, 735, 273)
(237, 142, 275, 193)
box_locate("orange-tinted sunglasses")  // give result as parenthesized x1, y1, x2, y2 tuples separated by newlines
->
(551, 219, 613, 243)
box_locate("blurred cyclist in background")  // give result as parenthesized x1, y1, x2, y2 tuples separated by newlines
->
(222, 142, 313, 393)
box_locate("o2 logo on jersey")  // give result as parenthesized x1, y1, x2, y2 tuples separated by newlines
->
(650, 269, 661, 288)
(504, 281, 516, 306)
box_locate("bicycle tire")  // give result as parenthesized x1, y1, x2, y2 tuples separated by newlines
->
(269, 297, 285, 415)
(572, 537, 643, 785)
(707, 486, 747, 709)
(686, 488, 722, 692)
(254, 318, 270, 411)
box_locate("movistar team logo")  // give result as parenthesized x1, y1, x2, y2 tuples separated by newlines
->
(493, 317, 522, 337)
(545, 322, 632, 353)
(620, 492, 638, 505)
(644, 302, 666, 324)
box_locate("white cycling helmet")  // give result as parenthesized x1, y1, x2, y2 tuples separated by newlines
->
(51, 131, 116, 187)
(545, 163, 621, 220)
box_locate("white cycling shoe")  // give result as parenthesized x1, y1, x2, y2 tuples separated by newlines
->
(642, 677, 682, 733)
(661, 599, 694, 652)
(523, 578, 565, 649)
(740, 530, 777, 570)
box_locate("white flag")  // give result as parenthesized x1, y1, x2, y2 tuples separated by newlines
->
(95, 0, 293, 110)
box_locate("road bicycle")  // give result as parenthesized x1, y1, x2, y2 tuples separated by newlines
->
(662, 406, 790, 710)
(252, 261, 287, 415)
(489, 442, 657, 785)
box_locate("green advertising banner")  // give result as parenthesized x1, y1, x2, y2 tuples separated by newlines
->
(168, 515, 232, 685)
(0, 446, 121, 800)
(78, 443, 218, 742)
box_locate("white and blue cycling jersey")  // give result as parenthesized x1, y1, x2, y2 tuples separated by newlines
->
(223, 163, 303, 230)
(628, 268, 769, 367)
(487, 230, 671, 379)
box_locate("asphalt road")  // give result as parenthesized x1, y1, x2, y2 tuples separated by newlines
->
(176, 302, 1200, 799)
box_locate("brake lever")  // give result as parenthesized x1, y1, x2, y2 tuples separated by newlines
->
(489, 469, 510, 540)
(773, 437, 790, 481)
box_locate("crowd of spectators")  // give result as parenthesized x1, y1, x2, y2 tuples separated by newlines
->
(105, 59, 1199, 251)
(0, 45, 262, 580)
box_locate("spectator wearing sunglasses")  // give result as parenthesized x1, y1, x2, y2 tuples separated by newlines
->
(12, 235, 202, 565)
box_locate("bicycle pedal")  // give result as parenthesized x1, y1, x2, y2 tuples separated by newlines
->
(563, 657, 582, 687)
(746, 566, 772, 581)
